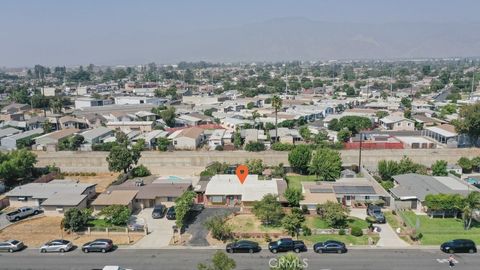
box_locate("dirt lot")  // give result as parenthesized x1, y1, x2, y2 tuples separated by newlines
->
(226, 214, 283, 234)
(64, 172, 119, 193)
(0, 216, 143, 248)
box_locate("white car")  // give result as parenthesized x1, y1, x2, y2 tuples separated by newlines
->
(40, 239, 73, 253)
(103, 266, 133, 270)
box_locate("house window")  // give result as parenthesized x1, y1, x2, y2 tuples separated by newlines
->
(210, 196, 224, 203)
(167, 197, 175, 202)
(365, 196, 370, 200)
(174, 141, 177, 145)
(17, 197, 27, 201)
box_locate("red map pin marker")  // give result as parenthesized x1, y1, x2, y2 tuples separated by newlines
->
(235, 165, 249, 184)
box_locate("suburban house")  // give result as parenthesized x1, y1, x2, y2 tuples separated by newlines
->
(5, 180, 96, 216)
(379, 116, 415, 131)
(0, 128, 44, 150)
(74, 97, 114, 109)
(241, 129, 269, 145)
(80, 127, 114, 144)
(107, 176, 192, 209)
(177, 113, 213, 126)
(203, 174, 287, 207)
(390, 173, 478, 210)
(114, 96, 166, 106)
(0, 127, 22, 140)
(207, 129, 233, 150)
(131, 130, 170, 149)
(168, 127, 205, 150)
(106, 121, 154, 133)
(1, 103, 29, 114)
(268, 128, 302, 144)
(91, 190, 139, 213)
(34, 128, 80, 149)
(300, 177, 390, 212)
(58, 116, 88, 129)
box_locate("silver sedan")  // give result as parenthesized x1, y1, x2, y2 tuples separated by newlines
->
(40, 239, 73, 253)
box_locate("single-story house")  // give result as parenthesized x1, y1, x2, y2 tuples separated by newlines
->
(390, 173, 477, 210)
(5, 180, 96, 215)
(268, 128, 302, 144)
(300, 177, 390, 211)
(81, 127, 114, 144)
(0, 128, 44, 150)
(203, 174, 287, 207)
(107, 177, 192, 209)
(379, 116, 415, 131)
(0, 127, 22, 141)
(34, 128, 80, 148)
(91, 190, 139, 213)
(169, 127, 205, 150)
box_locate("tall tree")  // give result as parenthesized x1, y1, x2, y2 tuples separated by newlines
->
(288, 145, 312, 174)
(271, 95, 283, 142)
(282, 208, 305, 239)
(453, 102, 480, 146)
(284, 188, 304, 207)
(431, 160, 448, 176)
(175, 190, 196, 229)
(462, 191, 480, 230)
(252, 194, 284, 226)
(309, 148, 342, 181)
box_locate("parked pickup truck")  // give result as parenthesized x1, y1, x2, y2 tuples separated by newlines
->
(268, 238, 307, 253)
(6, 207, 40, 222)
(366, 204, 386, 223)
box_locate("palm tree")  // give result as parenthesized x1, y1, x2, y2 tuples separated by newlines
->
(271, 95, 283, 142)
(462, 191, 480, 230)
(251, 110, 260, 129)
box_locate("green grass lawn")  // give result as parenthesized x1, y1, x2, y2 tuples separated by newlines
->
(307, 216, 369, 230)
(300, 234, 378, 245)
(285, 175, 317, 190)
(400, 211, 480, 245)
(88, 219, 110, 228)
(385, 212, 401, 229)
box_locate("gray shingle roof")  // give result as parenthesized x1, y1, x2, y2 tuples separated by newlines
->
(391, 173, 458, 201)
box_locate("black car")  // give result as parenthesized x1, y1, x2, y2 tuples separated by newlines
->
(441, 239, 477, 254)
(268, 238, 307, 253)
(313, 240, 347, 254)
(226, 240, 261, 254)
(166, 206, 176, 220)
(152, 205, 167, 219)
(82, 239, 114, 253)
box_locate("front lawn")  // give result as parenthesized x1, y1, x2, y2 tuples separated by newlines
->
(306, 216, 369, 230)
(227, 214, 283, 233)
(400, 211, 480, 245)
(300, 234, 378, 245)
(285, 174, 317, 190)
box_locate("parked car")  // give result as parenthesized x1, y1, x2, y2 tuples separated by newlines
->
(226, 240, 261, 253)
(313, 240, 347, 254)
(166, 206, 176, 220)
(40, 239, 73, 253)
(151, 205, 167, 219)
(366, 204, 385, 223)
(6, 207, 40, 222)
(0, 240, 25, 253)
(268, 238, 307, 253)
(82, 239, 114, 253)
(441, 239, 477, 254)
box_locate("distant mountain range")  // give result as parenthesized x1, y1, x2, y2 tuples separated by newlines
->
(150, 17, 480, 64)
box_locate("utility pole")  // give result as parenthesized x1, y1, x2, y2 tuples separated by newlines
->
(358, 132, 363, 172)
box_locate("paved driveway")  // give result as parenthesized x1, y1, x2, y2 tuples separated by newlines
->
(186, 208, 238, 246)
(350, 208, 408, 247)
(131, 208, 175, 248)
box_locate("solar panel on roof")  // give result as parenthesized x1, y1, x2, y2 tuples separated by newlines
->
(310, 188, 333, 193)
(333, 186, 375, 194)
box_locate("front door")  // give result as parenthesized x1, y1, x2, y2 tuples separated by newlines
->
(227, 195, 235, 206)
(345, 196, 351, 206)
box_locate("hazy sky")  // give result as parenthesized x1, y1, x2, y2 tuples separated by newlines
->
(2, 0, 479, 67)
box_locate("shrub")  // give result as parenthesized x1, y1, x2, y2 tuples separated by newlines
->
(365, 216, 376, 224)
(351, 226, 363, 237)
(204, 216, 233, 241)
(301, 205, 309, 214)
(271, 143, 295, 151)
(215, 145, 224, 151)
(339, 229, 346, 235)
(131, 165, 151, 178)
(264, 233, 272, 243)
(410, 232, 423, 241)
(301, 225, 312, 236)
(244, 141, 266, 152)
(99, 205, 131, 226)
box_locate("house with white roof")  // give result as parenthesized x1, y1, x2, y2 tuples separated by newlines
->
(203, 174, 287, 207)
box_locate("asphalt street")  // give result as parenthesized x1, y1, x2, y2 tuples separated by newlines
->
(0, 248, 478, 270)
